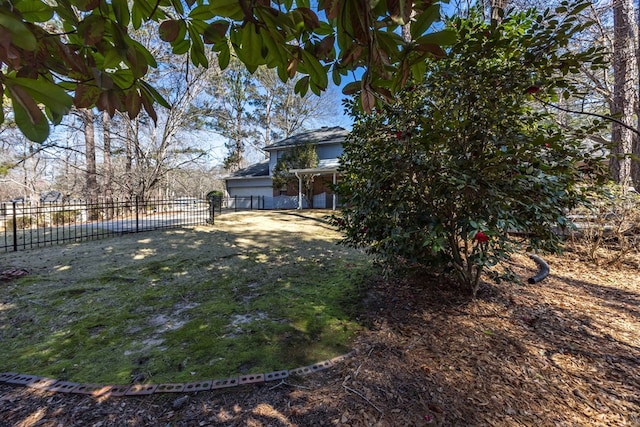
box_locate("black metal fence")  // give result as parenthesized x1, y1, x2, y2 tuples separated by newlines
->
(0, 195, 273, 252)
(0, 197, 215, 252)
(223, 195, 266, 210)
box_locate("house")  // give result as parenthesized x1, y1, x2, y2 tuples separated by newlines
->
(225, 126, 348, 209)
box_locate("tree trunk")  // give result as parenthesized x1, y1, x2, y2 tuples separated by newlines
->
(491, 0, 508, 22)
(82, 108, 98, 201)
(102, 111, 114, 218)
(611, 0, 638, 187)
(634, 0, 640, 189)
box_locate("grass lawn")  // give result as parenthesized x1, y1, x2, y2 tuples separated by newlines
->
(0, 211, 371, 384)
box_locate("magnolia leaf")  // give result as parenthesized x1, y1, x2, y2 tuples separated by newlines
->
(190, 43, 208, 67)
(79, 15, 106, 45)
(411, 4, 440, 39)
(138, 80, 171, 109)
(124, 88, 142, 119)
(96, 90, 121, 117)
(91, 68, 115, 90)
(209, 0, 243, 19)
(322, 0, 340, 20)
(172, 39, 190, 55)
(269, 63, 284, 82)
(15, 0, 54, 22)
(294, 75, 310, 97)
(315, 21, 334, 36)
(131, 1, 142, 29)
(240, 22, 263, 68)
(261, 28, 288, 67)
(140, 89, 158, 123)
(133, 0, 155, 19)
(110, 20, 130, 51)
(331, 68, 340, 86)
(217, 42, 231, 69)
(317, 35, 335, 60)
(0, 14, 37, 50)
(126, 46, 149, 78)
(44, 103, 64, 125)
(102, 47, 124, 69)
(286, 57, 298, 78)
(300, 50, 328, 90)
(9, 86, 49, 143)
(187, 25, 208, 67)
(188, 5, 215, 20)
(297, 7, 320, 29)
(7, 83, 41, 124)
(9, 76, 72, 115)
(75, 0, 100, 12)
(130, 39, 157, 68)
(361, 86, 375, 113)
(112, 0, 129, 26)
(416, 29, 457, 46)
(415, 42, 446, 58)
(159, 19, 183, 42)
(74, 83, 101, 108)
(342, 81, 360, 95)
(203, 21, 229, 43)
(169, 0, 184, 15)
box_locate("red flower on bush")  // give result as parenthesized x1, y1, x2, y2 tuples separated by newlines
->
(475, 231, 489, 242)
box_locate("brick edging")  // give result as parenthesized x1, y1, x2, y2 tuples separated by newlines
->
(0, 353, 353, 398)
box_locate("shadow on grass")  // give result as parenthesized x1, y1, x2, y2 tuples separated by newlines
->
(0, 211, 371, 385)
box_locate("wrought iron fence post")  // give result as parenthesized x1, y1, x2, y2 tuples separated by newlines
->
(208, 195, 216, 224)
(250, 195, 253, 210)
(234, 195, 237, 212)
(12, 201, 17, 251)
(135, 196, 140, 233)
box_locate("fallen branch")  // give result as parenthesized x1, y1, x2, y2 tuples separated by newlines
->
(342, 384, 383, 414)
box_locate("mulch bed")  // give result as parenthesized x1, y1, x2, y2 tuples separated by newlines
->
(1, 251, 639, 426)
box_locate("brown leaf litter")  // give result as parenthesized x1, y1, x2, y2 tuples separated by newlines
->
(1, 250, 639, 426)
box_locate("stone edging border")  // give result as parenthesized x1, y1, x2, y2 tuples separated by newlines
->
(0, 352, 354, 398)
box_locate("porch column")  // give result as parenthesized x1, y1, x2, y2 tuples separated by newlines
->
(332, 172, 337, 210)
(295, 172, 302, 209)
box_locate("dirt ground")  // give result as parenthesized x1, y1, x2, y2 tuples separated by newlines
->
(1, 238, 639, 426)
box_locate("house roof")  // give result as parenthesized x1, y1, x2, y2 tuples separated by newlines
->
(290, 158, 341, 175)
(225, 160, 270, 180)
(263, 126, 348, 151)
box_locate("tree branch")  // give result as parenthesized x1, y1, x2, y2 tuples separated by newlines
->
(534, 95, 640, 136)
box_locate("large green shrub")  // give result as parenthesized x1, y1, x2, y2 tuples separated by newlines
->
(334, 5, 608, 295)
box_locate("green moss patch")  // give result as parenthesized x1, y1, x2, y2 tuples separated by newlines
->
(0, 211, 371, 384)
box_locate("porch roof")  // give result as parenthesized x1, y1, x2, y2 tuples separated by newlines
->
(290, 158, 340, 175)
